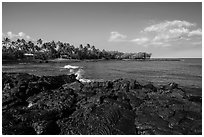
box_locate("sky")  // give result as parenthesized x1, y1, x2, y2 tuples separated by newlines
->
(2, 2, 202, 58)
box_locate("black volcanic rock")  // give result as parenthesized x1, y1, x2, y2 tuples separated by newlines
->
(143, 83, 157, 92)
(2, 72, 202, 135)
(188, 95, 202, 103)
(2, 72, 76, 102)
(57, 102, 137, 135)
(37, 74, 76, 90)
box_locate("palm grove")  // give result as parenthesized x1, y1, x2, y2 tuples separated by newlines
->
(2, 37, 151, 61)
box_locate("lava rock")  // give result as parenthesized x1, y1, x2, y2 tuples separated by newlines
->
(58, 103, 136, 135)
(143, 83, 157, 92)
(2, 72, 202, 135)
(188, 95, 202, 103)
(32, 120, 60, 135)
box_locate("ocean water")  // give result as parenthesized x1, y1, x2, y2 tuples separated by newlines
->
(2, 58, 202, 91)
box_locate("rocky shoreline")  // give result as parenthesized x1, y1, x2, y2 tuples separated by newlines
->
(2, 72, 202, 135)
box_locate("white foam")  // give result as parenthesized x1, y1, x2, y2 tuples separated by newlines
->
(79, 78, 92, 83)
(62, 65, 94, 83)
(69, 69, 75, 73)
(75, 68, 85, 80)
(74, 68, 94, 83)
(63, 65, 80, 69)
(28, 102, 33, 108)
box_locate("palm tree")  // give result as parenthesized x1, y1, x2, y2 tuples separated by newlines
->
(87, 44, 91, 49)
(19, 39, 28, 52)
(2, 37, 11, 48)
(37, 38, 43, 45)
(64, 43, 73, 57)
(17, 38, 21, 43)
(50, 40, 56, 49)
(56, 41, 63, 51)
(79, 44, 83, 50)
(37, 38, 43, 48)
(86, 44, 91, 58)
(28, 41, 35, 53)
(21, 39, 26, 44)
(83, 46, 88, 58)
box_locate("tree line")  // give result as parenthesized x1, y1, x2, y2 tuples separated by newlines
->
(2, 37, 151, 61)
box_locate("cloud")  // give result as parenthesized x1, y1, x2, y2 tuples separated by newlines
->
(7, 31, 17, 38)
(144, 20, 195, 32)
(109, 31, 127, 42)
(4, 31, 31, 40)
(142, 20, 201, 47)
(150, 41, 164, 46)
(131, 38, 169, 47)
(145, 21, 194, 43)
(26, 35, 31, 39)
(169, 27, 189, 35)
(131, 37, 149, 45)
(108, 20, 201, 48)
(153, 34, 170, 42)
(188, 29, 202, 37)
(152, 28, 189, 42)
(18, 32, 26, 37)
(7, 31, 12, 36)
(150, 41, 171, 47)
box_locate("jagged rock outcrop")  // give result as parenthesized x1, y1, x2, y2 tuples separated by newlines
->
(2, 73, 202, 135)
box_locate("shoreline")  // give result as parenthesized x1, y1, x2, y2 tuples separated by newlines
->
(2, 70, 202, 95)
(2, 58, 188, 65)
(2, 72, 202, 135)
(3, 57, 201, 65)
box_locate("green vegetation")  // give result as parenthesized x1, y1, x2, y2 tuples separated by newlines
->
(2, 37, 151, 61)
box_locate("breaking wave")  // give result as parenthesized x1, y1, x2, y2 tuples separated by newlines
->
(63, 65, 80, 69)
(62, 64, 93, 83)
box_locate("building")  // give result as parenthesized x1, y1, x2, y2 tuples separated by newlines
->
(24, 53, 34, 60)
